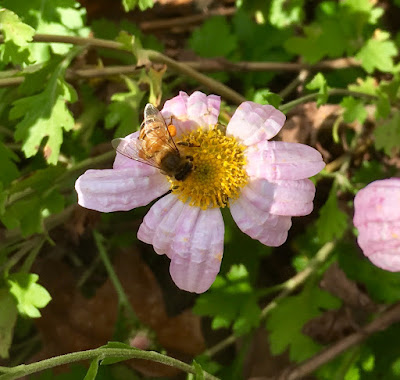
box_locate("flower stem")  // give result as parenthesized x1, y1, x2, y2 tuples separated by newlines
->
(260, 241, 335, 318)
(93, 230, 139, 325)
(0, 347, 220, 380)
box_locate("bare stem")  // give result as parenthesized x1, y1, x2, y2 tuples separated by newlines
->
(280, 89, 378, 112)
(93, 230, 139, 324)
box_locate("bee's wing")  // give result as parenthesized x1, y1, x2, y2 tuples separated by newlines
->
(144, 103, 162, 119)
(111, 137, 162, 169)
(143, 103, 178, 151)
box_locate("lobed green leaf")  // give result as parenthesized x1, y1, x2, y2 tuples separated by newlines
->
(7, 272, 51, 318)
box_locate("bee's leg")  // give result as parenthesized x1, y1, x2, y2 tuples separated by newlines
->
(177, 141, 200, 148)
(186, 155, 194, 161)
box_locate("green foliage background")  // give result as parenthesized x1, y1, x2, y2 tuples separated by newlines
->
(1, 0, 400, 379)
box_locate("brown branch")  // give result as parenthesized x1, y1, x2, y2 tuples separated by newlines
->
(184, 57, 361, 72)
(0, 56, 361, 89)
(0, 33, 245, 104)
(257, 302, 400, 380)
(139, 6, 236, 31)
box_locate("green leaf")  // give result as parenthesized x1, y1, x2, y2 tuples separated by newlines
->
(359, 325, 400, 379)
(266, 286, 341, 362)
(83, 359, 100, 380)
(251, 89, 282, 108)
(1, 189, 65, 236)
(105, 77, 145, 138)
(285, 20, 347, 63)
(0, 8, 35, 64)
(0, 141, 19, 187)
(189, 16, 238, 58)
(356, 31, 398, 73)
(0, 288, 18, 358)
(348, 76, 378, 95)
(0, 9, 34, 46)
(8, 166, 64, 196)
(122, 0, 153, 11)
(351, 160, 389, 187)
(193, 265, 261, 335)
(306, 73, 329, 106)
(193, 355, 222, 376)
(193, 360, 205, 380)
(285, 0, 381, 63)
(10, 62, 77, 164)
(340, 96, 368, 124)
(122, 0, 138, 11)
(338, 244, 400, 304)
(374, 110, 400, 156)
(315, 187, 348, 243)
(0, 184, 7, 216)
(1, 196, 41, 236)
(374, 75, 400, 119)
(2, 0, 89, 62)
(1, 166, 66, 235)
(269, 0, 304, 28)
(7, 273, 51, 318)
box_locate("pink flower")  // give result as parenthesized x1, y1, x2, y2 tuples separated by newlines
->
(353, 178, 400, 271)
(75, 91, 325, 293)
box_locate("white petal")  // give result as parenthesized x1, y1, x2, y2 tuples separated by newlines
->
(138, 195, 224, 293)
(230, 194, 291, 247)
(75, 168, 169, 212)
(226, 102, 285, 146)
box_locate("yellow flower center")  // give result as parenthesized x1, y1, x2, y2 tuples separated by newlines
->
(169, 127, 248, 209)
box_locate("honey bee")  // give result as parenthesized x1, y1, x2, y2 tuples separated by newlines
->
(112, 104, 194, 181)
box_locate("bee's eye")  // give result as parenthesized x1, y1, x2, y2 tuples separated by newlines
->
(168, 124, 177, 137)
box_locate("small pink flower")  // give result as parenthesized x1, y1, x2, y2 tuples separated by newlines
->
(76, 91, 325, 293)
(353, 178, 400, 271)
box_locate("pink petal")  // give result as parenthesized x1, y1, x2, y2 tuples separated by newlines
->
(138, 193, 224, 293)
(245, 141, 326, 180)
(241, 178, 316, 217)
(186, 91, 221, 128)
(353, 178, 400, 272)
(75, 167, 169, 212)
(368, 252, 400, 272)
(170, 208, 224, 293)
(161, 91, 221, 136)
(230, 194, 292, 247)
(357, 221, 400, 257)
(354, 178, 400, 226)
(226, 102, 285, 146)
(138, 193, 196, 257)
